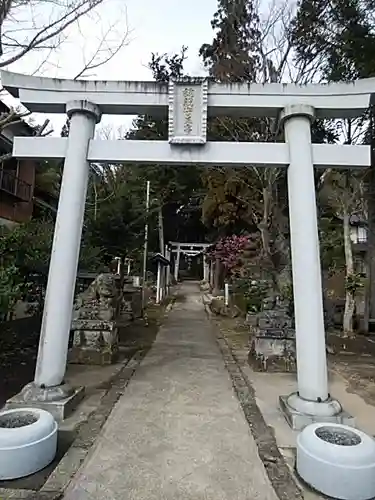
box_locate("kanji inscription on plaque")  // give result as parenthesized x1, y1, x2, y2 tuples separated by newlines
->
(168, 77, 208, 144)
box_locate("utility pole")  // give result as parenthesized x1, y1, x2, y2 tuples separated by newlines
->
(158, 204, 165, 256)
(142, 181, 150, 312)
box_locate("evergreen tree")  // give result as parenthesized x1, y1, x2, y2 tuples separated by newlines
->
(198, 0, 338, 288)
(290, 0, 375, 81)
(291, 0, 375, 334)
(125, 48, 207, 245)
(199, 0, 261, 82)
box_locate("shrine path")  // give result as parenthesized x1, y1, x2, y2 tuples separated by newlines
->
(63, 281, 278, 500)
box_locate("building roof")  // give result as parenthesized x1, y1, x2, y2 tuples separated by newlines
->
(151, 253, 170, 266)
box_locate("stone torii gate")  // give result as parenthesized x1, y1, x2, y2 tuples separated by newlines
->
(169, 242, 211, 282)
(1, 71, 372, 427)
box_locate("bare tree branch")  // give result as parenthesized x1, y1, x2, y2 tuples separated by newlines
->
(73, 7, 131, 79)
(0, 0, 115, 68)
(0, 0, 130, 136)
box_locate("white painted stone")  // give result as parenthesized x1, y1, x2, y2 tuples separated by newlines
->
(3, 70, 371, 427)
(297, 423, 375, 500)
(156, 262, 162, 304)
(174, 248, 181, 282)
(34, 100, 101, 388)
(168, 78, 208, 144)
(12, 136, 370, 168)
(224, 283, 229, 307)
(170, 242, 211, 282)
(281, 105, 329, 403)
(2, 70, 374, 118)
(0, 408, 58, 480)
(133, 276, 141, 287)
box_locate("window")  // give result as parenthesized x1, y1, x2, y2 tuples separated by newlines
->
(350, 225, 367, 244)
(358, 226, 367, 243)
(0, 157, 30, 200)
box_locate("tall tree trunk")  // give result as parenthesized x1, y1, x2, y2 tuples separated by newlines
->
(258, 187, 272, 257)
(213, 258, 221, 296)
(343, 210, 355, 337)
(258, 185, 280, 290)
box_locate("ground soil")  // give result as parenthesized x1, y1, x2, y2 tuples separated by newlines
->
(0, 299, 169, 498)
(0, 315, 41, 407)
(327, 332, 375, 406)
(327, 331, 375, 357)
(0, 297, 168, 408)
(212, 315, 375, 411)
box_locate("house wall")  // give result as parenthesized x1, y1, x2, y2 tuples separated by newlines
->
(0, 159, 36, 224)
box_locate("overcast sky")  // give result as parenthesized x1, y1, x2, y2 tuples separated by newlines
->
(4, 0, 219, 135)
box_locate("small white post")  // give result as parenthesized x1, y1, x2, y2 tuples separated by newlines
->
(115, 257, 121, 275)
(224, 283, 229, 307)
(156, 261, 161, 304)
(32, 100, 101, 394)
(280, 104, 341, 420)
(174, 246, 181, 282)
(127, 260, 131, 276)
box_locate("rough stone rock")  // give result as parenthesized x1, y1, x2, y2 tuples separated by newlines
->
(200, 280, 211, 292)
(245, 312, 258, 327)
(209, 297, 241, 318)
(210, 297, 225, 315)
(229, 305, 241, 318)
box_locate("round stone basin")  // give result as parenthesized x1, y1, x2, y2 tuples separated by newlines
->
(297, 422, 375, 500)
(0, 408, 58, 480)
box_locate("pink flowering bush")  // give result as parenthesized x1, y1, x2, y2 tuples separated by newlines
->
(208, 235, 251, 274)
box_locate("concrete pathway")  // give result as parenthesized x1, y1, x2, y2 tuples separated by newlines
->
(64, 282, 278, 500)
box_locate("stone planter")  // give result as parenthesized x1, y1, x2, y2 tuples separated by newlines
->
(0, 408, 57, 480)
(297, 423, 375, 500)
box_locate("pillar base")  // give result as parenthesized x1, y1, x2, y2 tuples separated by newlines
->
(5, 382, 85, 422)
(279, 392, 355, 431)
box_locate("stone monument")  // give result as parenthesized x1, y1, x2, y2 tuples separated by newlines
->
(69, 273, 120, 365)
(248, 294, 296, 372)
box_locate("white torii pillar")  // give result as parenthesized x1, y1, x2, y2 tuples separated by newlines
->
(8, 100, 101, 414)
(165, 245, 171, 290)
(174, 246, 181, 282)
(156, 261, 162, 304)
(279, 105, 342, 427)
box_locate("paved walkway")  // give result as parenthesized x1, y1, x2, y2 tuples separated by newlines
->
(64, 282, 278, 500)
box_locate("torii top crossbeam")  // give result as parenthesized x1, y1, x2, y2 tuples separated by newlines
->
(2, 71, 374, 118)
(169, 242, 211, 257)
